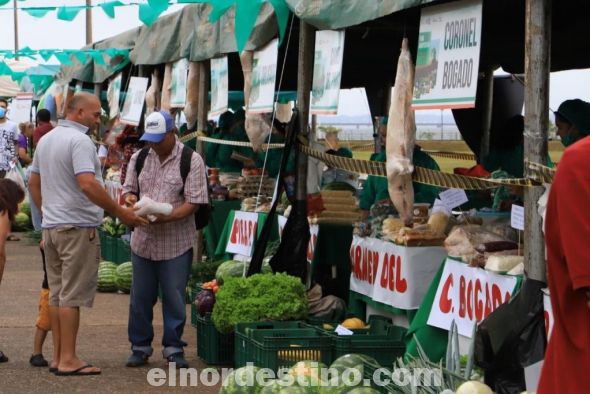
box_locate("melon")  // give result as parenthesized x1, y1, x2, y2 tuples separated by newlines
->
(19, 201, 31, 216)
(115, 262, 133, 293)
(97, 261, 118, 292)
(287, 360, 327, 391)
(345, 389, 380, 394)
(13, 212, 30, 231)
(320, 355, 380, 394)
(219, 365, 263, 394)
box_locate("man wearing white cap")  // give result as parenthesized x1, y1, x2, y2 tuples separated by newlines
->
(122, 111, 208, 368)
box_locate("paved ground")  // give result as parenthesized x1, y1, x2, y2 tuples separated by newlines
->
(0, 235, 223, 393)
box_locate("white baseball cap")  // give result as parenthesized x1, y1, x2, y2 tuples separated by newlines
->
(141, 111, 175, 143)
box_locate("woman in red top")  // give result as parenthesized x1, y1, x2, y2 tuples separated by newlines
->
(538, 136, 590, 393)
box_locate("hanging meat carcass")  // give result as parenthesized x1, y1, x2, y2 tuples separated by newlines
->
(386, 38, 417, 226)
(145, 68, 161, 114)
(160, 63, 172, 112)
(183, 62, 200, 130)
(241, 50, 271, 152)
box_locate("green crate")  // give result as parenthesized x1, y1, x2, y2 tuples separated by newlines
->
(115, 238, 131, 263)
(195, 313, 234, 365)
(235, 322, 332, 371)
(100, 233, 116, 262)
(234, 321, 311, 368)
(316, 315, 407, 368)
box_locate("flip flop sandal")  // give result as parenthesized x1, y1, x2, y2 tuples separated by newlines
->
(49, 367, 58, 373)
(55, 364, 101, 376)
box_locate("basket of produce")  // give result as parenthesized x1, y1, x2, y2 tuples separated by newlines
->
(315, 315, 407, 367)
(195, 313, 234, 365)
(237, 174, 275, 199)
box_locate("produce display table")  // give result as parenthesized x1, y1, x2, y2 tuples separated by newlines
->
(405, 257, 523, 362)
(204, 200, 241, 260)
(214, 210, 280, 258)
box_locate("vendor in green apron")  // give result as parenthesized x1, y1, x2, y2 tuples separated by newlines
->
(321, 128, 357, 191)
(255, 118, 295, 178)
(360, 116, 440, 220)
(554, 99, 590, 147)
(206, 110, 254, 172)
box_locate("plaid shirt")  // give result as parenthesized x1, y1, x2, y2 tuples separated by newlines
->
(123, 139, 208, 261)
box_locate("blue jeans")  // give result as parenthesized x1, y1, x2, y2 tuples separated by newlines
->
(128, 248, 192, 358)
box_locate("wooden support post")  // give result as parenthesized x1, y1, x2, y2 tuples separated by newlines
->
(524, 0, 551, 282)
(479, 67, 494, 161)
(296, 21, 315, 202)
(195, 60, 210, 263)
(311, 115, 317, 142)
(85, 0, 93, 45)
(13, 0, 19, 59)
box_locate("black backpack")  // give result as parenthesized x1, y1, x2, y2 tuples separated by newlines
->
(134, 145, 211, 230)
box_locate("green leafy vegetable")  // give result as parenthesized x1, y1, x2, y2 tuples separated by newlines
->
(212, 273, 308, 333)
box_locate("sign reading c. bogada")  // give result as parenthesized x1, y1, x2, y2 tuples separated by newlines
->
(427, 258, 519, 338)
(349, 236, 446, 310)
(226, 211, 259, 257)
(278, 216, 319, 263)
(412, 0, 483, 110)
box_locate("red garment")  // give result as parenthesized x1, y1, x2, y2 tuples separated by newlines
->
(538, 137, 590, 394)
(33, 122, 53, 147)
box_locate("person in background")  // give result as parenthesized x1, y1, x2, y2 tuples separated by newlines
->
(33, 109, 53, 148)
(0, 98, 18, 179)
(321, 129, 357, 191)
(554, 99, 590, 147)
(0, 178, 26, 363)
(323, 128, 353, 158)
(538, 131, 590, 394)
(205, 111, 235, 169)
(360, 116, 440, 219)
(18, 122, 34, 166)
(28, 92, 147, 376)
(484, 115, 553, 178)
(116, 125, 143, 185)
(206, 110, 254, 173)
(123, 111, 208, 369)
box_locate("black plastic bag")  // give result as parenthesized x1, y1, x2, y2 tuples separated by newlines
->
(247, 109, 301, 277)
(474, 277, 547, 394)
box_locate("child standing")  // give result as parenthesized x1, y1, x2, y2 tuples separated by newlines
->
(30, 241, 52, 368)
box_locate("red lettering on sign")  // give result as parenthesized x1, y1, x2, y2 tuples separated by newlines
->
(372, 252, 380, 285)
(380, 253, 389, 289)
(475, 280, 483, 321)
(504, 291, 511, 303)
(230, 219, 240, 244)
(388, 255, 396, 291)
(467, 280, 473, 321)
(395, 256, 408, 293)
(353, 246, 361, 279)
(459, 275, 466, 318)
(484, 283, 492, 317)
(439, 274, 453, 313)
(491, 284, 503, 310)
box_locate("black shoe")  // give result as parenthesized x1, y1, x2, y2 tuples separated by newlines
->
(29, 354, 49, 367)
(126, 350, 149, 367)
(166, 352, 189, 369)
(0, 351, 7, 363)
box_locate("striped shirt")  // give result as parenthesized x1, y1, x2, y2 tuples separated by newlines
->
(123, 139, 208, 261)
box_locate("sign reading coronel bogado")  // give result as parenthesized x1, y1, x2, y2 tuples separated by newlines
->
(412, 0, 483, 110)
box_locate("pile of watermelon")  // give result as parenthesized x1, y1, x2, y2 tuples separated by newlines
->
(115, 262, 133, 293)
(97, 261, 118, 292)
(218, 356, 381, 394)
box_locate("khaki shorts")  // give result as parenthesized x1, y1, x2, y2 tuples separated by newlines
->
(43, 227, 101, 308)
(36, 288, 51, 331)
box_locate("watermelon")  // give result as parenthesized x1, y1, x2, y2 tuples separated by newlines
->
(219, 365, 263, 394)
(320, 355, 379, 394)
(115, 262, 133, 293)
(260, 379, 313, 394)
(216, 260, 272, 285)
(19, 201, 31, 217)
(345, 389, 380, 394)
(287, 361, 327, 392)
(13, 212, 31, 231)
(97, 261, 118, 292)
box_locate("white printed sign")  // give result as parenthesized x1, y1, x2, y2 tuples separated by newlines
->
(511, 204, 525, 231)
(432, 198, 451, 215)
(439, 188, 469, 209)
(311, 30, 345, 115)
(427, 258, 519, 337)
(412, 0, 483, 110)
(543, 288, 553, 340)
(248, 38, 278, 113)
(9, 92, 33, 124)
(210, 56, 229, 116)
(226, 211, 259, 256)
(170, 58, 189, 108)
(349, 236, 446, 310)
(107, 73, 122, 119)
(120, 77, 149, 126)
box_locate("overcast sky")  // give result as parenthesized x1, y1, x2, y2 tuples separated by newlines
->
(1, 1, 589, 117)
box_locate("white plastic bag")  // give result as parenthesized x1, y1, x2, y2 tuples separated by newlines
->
(5, 163, 26, 192)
